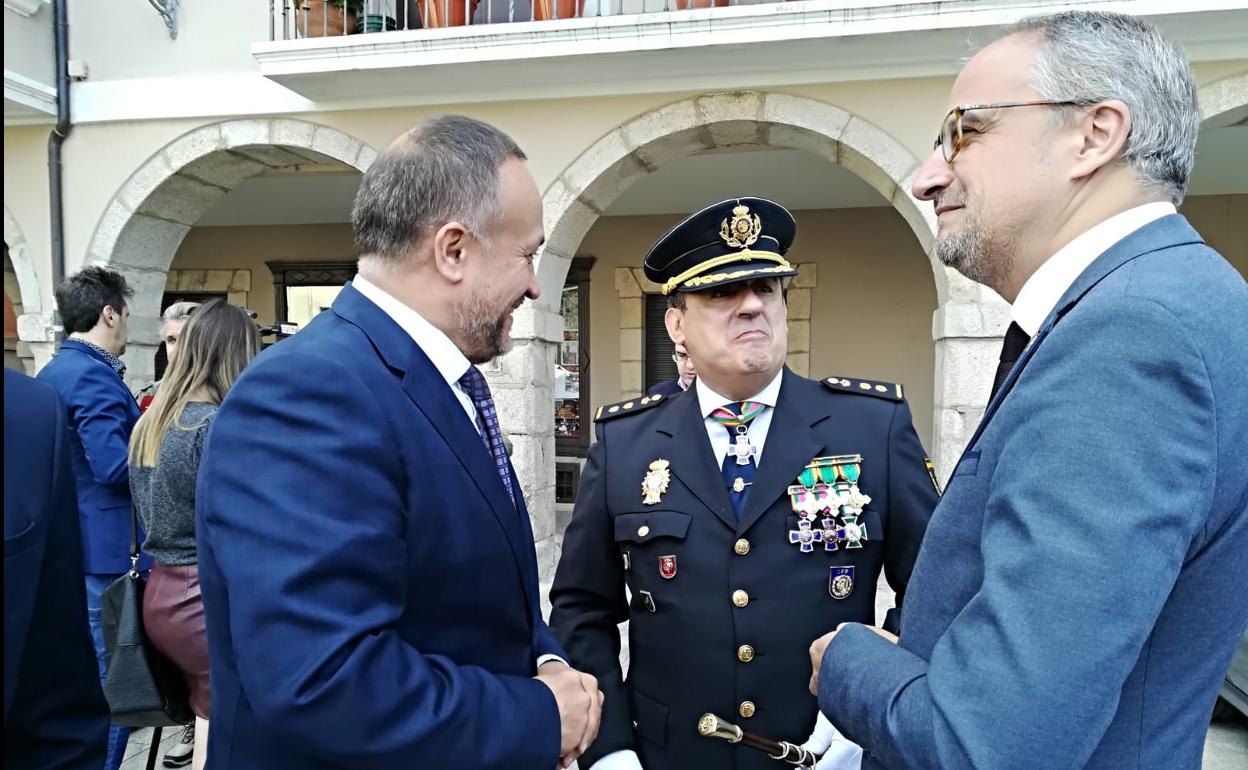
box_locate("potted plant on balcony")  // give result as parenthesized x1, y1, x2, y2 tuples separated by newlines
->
(533, 0, 582, 20)
(417, 0, 478, 28)
(296, 0, 363, 38)
(674, 0, 728, 8)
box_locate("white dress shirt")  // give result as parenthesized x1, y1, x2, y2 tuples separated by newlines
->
(1012, 202, 1176, 335)
(590, 369, 786, 770)
(352, 274, 482, 437)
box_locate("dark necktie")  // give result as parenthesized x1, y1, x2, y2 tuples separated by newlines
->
(711, 401, 766, 517)
(990, 321, 1031, 402)
(457, 366, 515, 506)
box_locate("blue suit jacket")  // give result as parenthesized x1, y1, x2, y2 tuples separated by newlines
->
(196, 282, 565, 770)
(36, 339, 149, 575)
(4, 369, 110, 770)
(819, 215, 1248, 769)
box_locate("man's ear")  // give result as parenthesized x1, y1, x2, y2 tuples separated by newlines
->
(430, 221, 472, 284)
(100, 305, 117, 328)
(665, 305, 685, 345)
(1070, 100, 1131, 181)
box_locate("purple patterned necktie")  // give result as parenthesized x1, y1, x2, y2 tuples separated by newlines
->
(458, 366, 515, 507)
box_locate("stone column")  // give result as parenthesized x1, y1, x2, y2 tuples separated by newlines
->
(489, 301, 565, 614)
(930, 271, 1009, 483)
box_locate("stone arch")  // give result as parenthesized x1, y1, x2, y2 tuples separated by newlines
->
(1198, 70, 1248, 126)
(534, 91, 944, 306)
(3, 204, 50, 373)
(86, 118, 376, 387)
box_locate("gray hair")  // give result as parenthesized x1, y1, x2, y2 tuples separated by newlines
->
(352, 114, 526, 261)
(1005, 11, 1199, 204)
(162, 301, 200, 323)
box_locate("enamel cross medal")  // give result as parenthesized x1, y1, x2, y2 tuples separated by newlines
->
(729, 427, 758, 466)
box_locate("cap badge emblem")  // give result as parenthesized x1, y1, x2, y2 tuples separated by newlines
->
(720, 204, 762, 249)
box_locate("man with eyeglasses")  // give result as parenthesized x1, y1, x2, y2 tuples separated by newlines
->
(810, 11, 1248, 770)
(550, 197, 937, 770)
(649, 343, 698, 398)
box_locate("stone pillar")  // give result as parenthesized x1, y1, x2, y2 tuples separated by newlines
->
(17, 311, 57, 373)
(489, 301, 565, 613)
(930, 271, 1009, 483)
(785, 263, 816, 377)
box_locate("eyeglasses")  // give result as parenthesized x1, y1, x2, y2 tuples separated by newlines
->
(671, 352, 690, 365)
(935, 100, 1083, 162)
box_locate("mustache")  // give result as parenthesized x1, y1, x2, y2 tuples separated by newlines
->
(935, 191, 966, 210)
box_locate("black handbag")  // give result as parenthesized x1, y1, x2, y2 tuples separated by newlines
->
(100, 506, 194, 728)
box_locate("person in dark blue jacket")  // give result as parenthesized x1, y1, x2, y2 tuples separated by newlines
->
(4, 368, 110, 770)
(37, 266, 148, 770)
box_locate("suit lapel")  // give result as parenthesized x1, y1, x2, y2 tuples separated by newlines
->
(661, 391, 737, 531)
(331, 283, 535, 600)
(738, 371, 822, 534)
(961, 214, 1205, 453)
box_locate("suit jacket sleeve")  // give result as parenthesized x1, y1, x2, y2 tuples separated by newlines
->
(5, 386, 110, 770)
(881, 398, 938, 634)
(549, 425, 635, 767)
(68, 366, 133, 488)
(818, 296, 1217, 769)
(198, 352, 560, 770)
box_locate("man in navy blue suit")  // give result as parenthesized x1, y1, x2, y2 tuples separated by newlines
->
(4, 368, 110, 770)
(37, 266, 149, 770)
(196, 115, 602, 770)
(812, 11, 1248, 769)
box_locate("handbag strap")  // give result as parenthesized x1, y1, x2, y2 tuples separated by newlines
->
(129, 505, 141, 577)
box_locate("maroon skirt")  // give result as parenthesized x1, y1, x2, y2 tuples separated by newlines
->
(143, 563, 211, 719)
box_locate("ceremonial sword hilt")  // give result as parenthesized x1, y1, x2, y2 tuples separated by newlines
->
(697, 713, 816, 768)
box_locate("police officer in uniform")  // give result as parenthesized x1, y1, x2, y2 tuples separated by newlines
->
(549, 198, 939, 770)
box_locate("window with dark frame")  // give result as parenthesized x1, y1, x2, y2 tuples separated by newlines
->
(555, 256, 594, 458)
(644, 293, 677, 392)
(267, 260, 358, 335)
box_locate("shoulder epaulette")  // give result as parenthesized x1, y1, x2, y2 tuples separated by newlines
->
(594, 392, 670, 423)
(821, 376, 905, 402)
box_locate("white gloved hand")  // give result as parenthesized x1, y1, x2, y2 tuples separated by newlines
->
(800, 711, 864, 770)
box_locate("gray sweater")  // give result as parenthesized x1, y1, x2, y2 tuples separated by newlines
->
(131, 402, 216, 567)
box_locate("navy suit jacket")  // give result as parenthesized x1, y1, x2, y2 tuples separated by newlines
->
(36, 339, 149, 575)
(196, 282, 565, 769)
(4, 369, 110, 770)
(819, 215, 1248, 769)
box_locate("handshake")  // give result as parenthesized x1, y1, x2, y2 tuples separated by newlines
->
(535, 660, 604, 769)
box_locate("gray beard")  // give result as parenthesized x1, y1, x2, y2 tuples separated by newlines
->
(934, 217, 1015, 292)
(455, 292, 511, 365)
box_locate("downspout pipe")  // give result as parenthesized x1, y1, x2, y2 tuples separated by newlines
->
(48, 0, 70, 343)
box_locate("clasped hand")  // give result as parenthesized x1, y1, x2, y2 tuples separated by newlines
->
(535, 661, 604, 769)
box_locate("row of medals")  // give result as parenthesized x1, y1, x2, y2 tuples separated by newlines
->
(788, 454, 870, 553)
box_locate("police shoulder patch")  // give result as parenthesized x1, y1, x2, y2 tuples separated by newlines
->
(594, 392, 669, 423)
(822, 376, 904, 402)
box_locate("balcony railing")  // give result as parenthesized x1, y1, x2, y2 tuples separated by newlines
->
(269, 0, 781, 41)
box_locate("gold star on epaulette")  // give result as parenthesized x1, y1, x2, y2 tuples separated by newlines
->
(821, 376, 905, 402)
(594, 392, 668, 422)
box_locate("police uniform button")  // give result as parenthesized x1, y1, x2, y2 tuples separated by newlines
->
(734, 538, 751, 556)
(638, 525, 650, 538)
(732, 590, 749, 608)
(739, 701, 756, 718)
(737, 644, 755, 662)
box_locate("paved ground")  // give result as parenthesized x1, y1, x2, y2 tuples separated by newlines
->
(119, 712, 1246, 769)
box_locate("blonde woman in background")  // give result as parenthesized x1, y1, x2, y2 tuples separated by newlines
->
(136, 301, 201, 414)
(128, 299, 260, 770)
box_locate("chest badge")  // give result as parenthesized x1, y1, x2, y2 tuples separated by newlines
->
(829, 566, 855, 599)
(642, 459, 671, 505)
(659, 555, 678, 579)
